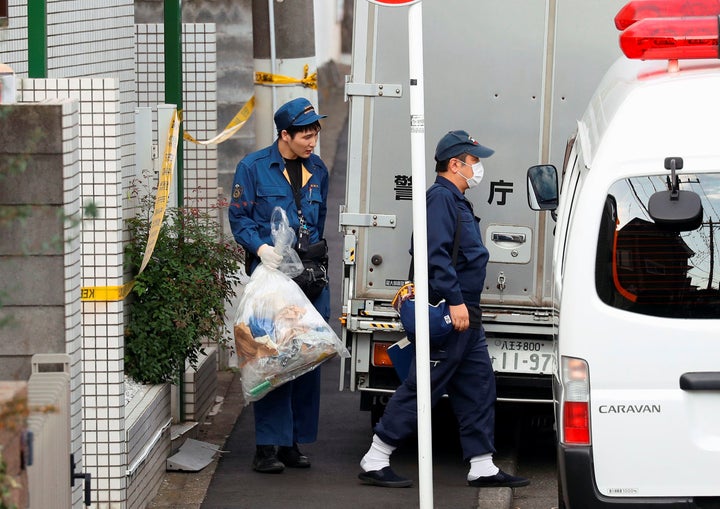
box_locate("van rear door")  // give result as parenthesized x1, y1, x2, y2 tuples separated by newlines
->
(579, 172, 720, 497)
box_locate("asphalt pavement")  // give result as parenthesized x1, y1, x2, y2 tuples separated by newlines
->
(148, 61, 517, 509)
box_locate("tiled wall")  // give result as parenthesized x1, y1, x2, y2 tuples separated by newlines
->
(9, 2, 136, 506)
(3, 4, 220, 508)
(125, 384, 171, 509)
(1, 1, 136, 209)
(22, 79, 128, 509)
(62, 100, 85, 509)
(135, 23, 218, 216)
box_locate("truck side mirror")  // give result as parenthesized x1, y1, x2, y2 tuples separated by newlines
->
(527, 164, 558, 211)
(648, 157, 703, 232)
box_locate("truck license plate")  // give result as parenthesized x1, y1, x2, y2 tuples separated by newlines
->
(488, 339, 554, 374)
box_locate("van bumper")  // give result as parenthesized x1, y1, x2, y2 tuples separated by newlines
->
(558, 446, 711, 508)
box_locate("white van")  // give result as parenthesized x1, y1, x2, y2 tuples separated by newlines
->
(527, 3, 720, 508)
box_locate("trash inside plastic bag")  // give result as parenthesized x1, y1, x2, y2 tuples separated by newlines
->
(234, 207, 348, 404)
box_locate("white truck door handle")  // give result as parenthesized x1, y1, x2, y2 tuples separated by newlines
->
(491, 233, 526, 244)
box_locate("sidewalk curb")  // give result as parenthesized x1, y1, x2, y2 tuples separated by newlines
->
(475, 456, 516, 509)
(147, 370, 243, 509)
(477, 488, 513, 509)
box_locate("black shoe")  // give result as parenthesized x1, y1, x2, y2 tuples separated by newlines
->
(253, 445, 284, 473)
(358, 466, 413, 488)
(277, 443, 311, 468)
(467, 469, 530, 488)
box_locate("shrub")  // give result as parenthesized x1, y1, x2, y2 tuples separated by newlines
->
(124, 204, 244, 385)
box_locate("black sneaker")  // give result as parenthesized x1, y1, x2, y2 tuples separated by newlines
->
(467, 469, 530, 488)
(277, 443, 311, 468)
(253, 445, 284, 473)
(358, 466, 413, 488)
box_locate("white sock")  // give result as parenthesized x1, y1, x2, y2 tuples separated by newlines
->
(467, 453, 500, 481)
(360, 434, 396, 472)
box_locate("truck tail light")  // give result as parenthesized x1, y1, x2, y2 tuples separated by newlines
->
(562, 357, 591, 445)
(372, 342, 393, 367)
(615, 0, 720, 30)
(619, 16, 720, 60)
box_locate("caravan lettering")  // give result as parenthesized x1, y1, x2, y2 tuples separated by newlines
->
(598, 404, 661, 414)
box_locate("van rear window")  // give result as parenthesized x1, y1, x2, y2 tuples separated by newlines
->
(596, 174, 720, 319)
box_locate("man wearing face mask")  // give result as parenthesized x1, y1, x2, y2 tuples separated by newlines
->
(357, 130, 530, 489)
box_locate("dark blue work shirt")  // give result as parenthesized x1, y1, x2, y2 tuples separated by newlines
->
(420, 176, 489, 308)
(228, 140, 329, 256)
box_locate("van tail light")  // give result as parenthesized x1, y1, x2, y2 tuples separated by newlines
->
(564, 402, 590, 444)
(615, 0, 720, 30)
(561, 357, 591, 445)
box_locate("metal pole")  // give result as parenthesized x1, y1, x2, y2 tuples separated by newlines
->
(268, 0, 278, 142)
(252, 0, 320, 150)
(164, 0, 184, 206)
(164, 0, 185, 422)
(27, 0, 47, 78)
(408, 3, 433, 508)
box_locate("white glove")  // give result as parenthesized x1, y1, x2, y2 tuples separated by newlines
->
(257, 243, 282, 269)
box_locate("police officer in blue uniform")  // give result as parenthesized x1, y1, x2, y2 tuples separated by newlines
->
(358, 130, 530, 489)
(229, 97, 330, 473)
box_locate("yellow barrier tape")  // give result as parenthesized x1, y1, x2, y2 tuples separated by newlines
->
(81, 109, 180, 302)
(139, 109, 180, 274)
(184, 95, 256, 145)
(254, 64, 318, 90)
(81, 281, 135, 302)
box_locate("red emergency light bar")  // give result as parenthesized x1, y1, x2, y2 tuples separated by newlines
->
(619, 16, 720, 60)
(615, 0, 720, 30)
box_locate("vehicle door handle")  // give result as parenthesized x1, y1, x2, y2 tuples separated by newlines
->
(679, 372, 720, 391)
(491, 233, 526, 244)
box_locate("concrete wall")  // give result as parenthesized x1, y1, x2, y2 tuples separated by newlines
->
(0, 101, 84, 506)
(0, 102, 81, 381)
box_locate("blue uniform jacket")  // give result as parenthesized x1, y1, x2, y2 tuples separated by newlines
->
(422, 176, 489, 307)
(228, 140, 329, 257)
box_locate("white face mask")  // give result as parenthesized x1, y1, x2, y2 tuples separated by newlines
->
(456, 159, 485, 188)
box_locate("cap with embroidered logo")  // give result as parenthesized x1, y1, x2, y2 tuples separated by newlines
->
(434, 130, 494, 161)
(274, 97, 327, 132)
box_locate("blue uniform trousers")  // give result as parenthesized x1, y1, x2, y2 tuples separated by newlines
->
(374, 326, 496, 460)
(253, 285, 331, 446)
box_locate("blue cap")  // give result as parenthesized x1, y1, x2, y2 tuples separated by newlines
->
(434, 130, 494, 161)
(274, 97, 327, 132)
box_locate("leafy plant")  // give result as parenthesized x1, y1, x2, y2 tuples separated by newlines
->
(0, 453, 19, 509)
(0, 393, 27, 509)
(124, 203, 244, 385)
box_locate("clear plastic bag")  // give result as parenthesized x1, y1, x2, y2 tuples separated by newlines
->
(234, 207, 349, 404)
(271, 207, 304, 277)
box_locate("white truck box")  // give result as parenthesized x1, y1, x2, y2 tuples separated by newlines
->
(340, 0, 625, 419)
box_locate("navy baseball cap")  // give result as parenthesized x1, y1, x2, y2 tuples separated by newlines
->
(274, 97, 327, 132)
(434, 130, 494, 161)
